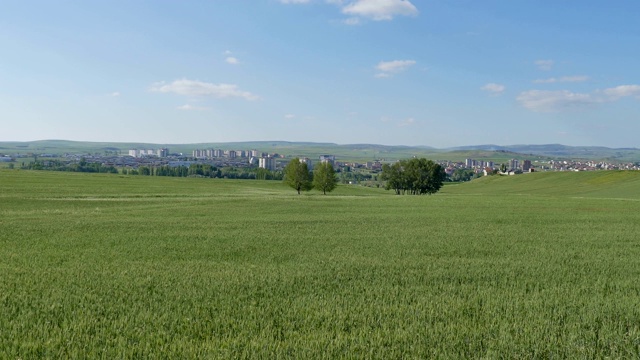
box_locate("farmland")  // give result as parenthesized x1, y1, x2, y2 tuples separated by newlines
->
(1, 170, 640, 357)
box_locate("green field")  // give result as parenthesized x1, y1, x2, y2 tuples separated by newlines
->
(2, 170, 640, 358)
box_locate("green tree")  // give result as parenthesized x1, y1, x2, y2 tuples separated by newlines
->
(381, 158, 446, 195)
(381, 162, 406, 195)
(283, 158, 312, 194)
(313, 162, 338, 195)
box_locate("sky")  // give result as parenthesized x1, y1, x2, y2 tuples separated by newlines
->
(1, 0, 639, 148)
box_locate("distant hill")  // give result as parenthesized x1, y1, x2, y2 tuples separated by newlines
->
(0, 140, 637, 162)
(447, 144, 640, 162)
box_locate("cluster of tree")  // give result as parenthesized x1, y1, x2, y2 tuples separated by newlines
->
(283, 158, 338, 195)
(123, 164, 283, 180)
(217, 166, 283, 180)
(381, 158, 446, 195)
(338, 171, 374, 184)
(447, 168, 480, 182)
(23, 158, 118, 174)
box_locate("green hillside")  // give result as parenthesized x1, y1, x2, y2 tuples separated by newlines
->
(0, 139, 617, 163)
(443, 170, 640, 199)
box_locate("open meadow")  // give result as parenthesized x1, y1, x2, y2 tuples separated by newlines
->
(1, 170, 640, 358)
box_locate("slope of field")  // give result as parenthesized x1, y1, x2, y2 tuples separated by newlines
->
(442, 170, 640, 199)
(1, 170, 640, 358)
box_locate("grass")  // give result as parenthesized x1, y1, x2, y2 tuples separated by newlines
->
(1, 170, 640, 357)
(443, 170, 640, 199)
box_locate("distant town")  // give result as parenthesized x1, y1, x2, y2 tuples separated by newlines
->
(2, 145, 639, 183)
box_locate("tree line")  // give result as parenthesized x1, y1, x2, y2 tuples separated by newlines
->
(23, 159, 283, 180)
(125, 164, 283, 180)
(23, 158, 118, 174)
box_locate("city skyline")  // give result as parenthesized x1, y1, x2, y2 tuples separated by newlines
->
(1, 1, 639, 148)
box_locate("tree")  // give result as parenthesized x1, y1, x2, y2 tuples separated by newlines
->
(381, 158, 446, 195)
(381, 162, 406, 195)
(313, 162, 338, 195)
(283, 158, 312, 194)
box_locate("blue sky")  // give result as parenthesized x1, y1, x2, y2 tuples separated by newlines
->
(1, 0, 639, 148)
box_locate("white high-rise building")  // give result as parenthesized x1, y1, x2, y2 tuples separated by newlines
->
(300, 157, 313, 170)
(319, 155, 335, 165)
(259, 157, 276, 171)
(157, 148, 169, 157)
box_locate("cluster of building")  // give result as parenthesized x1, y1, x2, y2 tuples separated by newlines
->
(128, 148, 169, 158)
(191, 148, 264, 159)
(543, 160, 640, 171)
(339, 160, 383, 171)
(460, 158, 532, 172)
(435, 158, 536, 177)
(441, 157, 640, 175)
(190, 148, 287, 171)
(271, 155, 337, 172)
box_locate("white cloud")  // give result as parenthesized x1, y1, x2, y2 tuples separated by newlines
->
(150, 79, 259, 101)
(279, 0, 310, 3)
(518, 84, 640, 112)
(398, 117, 415, 127)
(481, 83, 505, 95)
(110, 91, 121, 97)
(375, 59, 416, 78)
(535, 59, 554, 71)
(602, 85, 640, 100)
(342, 0, 418, 21)
(517, 90, 597, 112)
(177, 104, 211, 111)
(533, 76, 589, 84)
(377, 59, 416, 72)
(225, 56, 239, 65)
(284, 114, 296, 119)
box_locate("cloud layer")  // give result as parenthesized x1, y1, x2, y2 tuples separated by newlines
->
(517, 90, 596, 112)
(603, 85, 640, 100)
(279, 0, 418, 23)
(533, 76, 589, 84)
(517, 85, 640, 112)
(150, 79, 259, 100)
